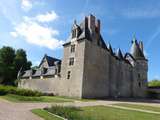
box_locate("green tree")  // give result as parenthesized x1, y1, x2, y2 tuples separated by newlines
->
(14, 49, 32, 72)
(0, 46, 15, 85)
(0, 46, 32, 85)
(148, 79, 160, 87)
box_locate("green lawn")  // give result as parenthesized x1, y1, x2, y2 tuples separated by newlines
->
(113, 103, 160, 112)
(32, 109, 62, 120)
(0, 94, 74, 103)
(32, 106, 160, 120)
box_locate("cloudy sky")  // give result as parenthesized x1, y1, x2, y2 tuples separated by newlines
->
(0, 0, 160, 80)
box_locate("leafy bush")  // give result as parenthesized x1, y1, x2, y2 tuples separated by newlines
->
(0, 85, 42, 96)
(148, 80, 160, 87)
(147, 90, 159, 99)
(44, 106, 81, 120)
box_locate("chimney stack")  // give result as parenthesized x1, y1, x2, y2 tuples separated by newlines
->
(96, 19, 101, 34)
(88, 14, 95, 33)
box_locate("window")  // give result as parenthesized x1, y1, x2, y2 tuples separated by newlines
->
(71, 45, 75, 53)
(67, 71, 71, 79)
(69, 57, 74, 66)
(72, 30, 76, 38)
(138, 73, 141, 78)
(138, 82, 141, 88)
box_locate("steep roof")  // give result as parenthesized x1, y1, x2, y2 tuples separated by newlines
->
(130, 38, 145, 60)
(107, 43, 114, 55)
(64, 15, 108, 50)
(116, 48, 123, 60)
(39, 54, 61, 68)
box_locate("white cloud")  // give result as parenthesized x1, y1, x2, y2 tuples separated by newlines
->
(10, 16, 64, 50)
(21, 0, 33, 11)
(10, 32, 18, 37)
(35, 11, 59, 23)
(22, 11, 59, 23)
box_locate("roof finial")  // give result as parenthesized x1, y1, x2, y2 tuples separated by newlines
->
(132, 34, 137, 44)
(74, 19, 77, 24)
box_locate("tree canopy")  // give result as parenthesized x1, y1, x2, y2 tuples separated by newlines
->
(0, 46, 32, 85)
(148, 79, 160, 87)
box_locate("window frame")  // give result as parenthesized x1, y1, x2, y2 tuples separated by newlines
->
(67, 71, 71, 79)
(71, 44, 75, 53)
(69, 57, 74, 66)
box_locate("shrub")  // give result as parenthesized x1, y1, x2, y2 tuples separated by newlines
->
(147, 90, 159, 99)
(44, 106, 81, 120)
(0, 85, 42, 96)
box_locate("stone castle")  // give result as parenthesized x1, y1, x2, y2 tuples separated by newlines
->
(18, 15, 148, 98)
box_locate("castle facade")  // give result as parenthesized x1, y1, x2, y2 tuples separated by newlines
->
(19, 15, 148, 98)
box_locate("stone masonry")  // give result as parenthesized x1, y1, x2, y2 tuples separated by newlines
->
(18, 14, 148, 98)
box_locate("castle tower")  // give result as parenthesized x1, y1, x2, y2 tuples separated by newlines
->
(61, 14, 110, 98)
(130, 37, 148, 97)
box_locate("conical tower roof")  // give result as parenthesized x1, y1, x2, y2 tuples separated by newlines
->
(116, 48, 123, 60)
(130, 37, 145, 60)
(107, 43, 114, 55)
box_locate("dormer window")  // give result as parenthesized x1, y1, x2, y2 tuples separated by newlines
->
(72, 29, 76, 38)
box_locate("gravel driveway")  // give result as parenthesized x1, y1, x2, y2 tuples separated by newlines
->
(0, 98, 160, 120)
(0, 98, 51, 120)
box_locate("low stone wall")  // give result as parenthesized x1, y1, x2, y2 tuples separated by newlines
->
(18, 77, 61, 95)
(18, 77, 82, 98)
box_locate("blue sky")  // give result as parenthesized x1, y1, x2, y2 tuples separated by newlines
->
(0, 0, 160, 80)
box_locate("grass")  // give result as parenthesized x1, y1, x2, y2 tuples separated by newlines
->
(0, 94, 74, 103)
(32, 106, 160, 120)
(113, 103, 160, 112)
(32, 109, 62, 120)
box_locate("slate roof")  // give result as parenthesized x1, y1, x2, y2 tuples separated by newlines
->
(107, 43, 114, 55)
(116, 48, 123, 60)
(21, 67, 56, 78)
(32, 69, 42, 77)
(64, 15, 108, 50)
(21, 70, 32, 78)
(43, 67, 56, 76)
(21, 54, 61, 78)
(130, 39, 145, 60)
(39, 54, 61, 68)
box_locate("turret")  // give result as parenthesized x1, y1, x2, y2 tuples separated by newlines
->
(71, 20, 81, 39)
(116, 48, 123, 60)
(130, 37, 145, 60)
(108, 43, 114, 55)
(130, 36, 148, 97)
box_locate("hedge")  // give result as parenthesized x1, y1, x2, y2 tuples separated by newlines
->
(0, 85, 42, 96)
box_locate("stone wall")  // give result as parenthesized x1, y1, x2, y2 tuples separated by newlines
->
(18, 77, 61, 95)
(60, 40, 86, 98)
(82, 40, 110, 98)
(81, 39, 144, 98)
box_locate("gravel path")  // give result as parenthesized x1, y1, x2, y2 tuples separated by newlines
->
(0, 98, 51, 120)
(0, 98, 160, 120)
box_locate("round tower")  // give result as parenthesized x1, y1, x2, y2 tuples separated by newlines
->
(130, 38, 148, 97)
